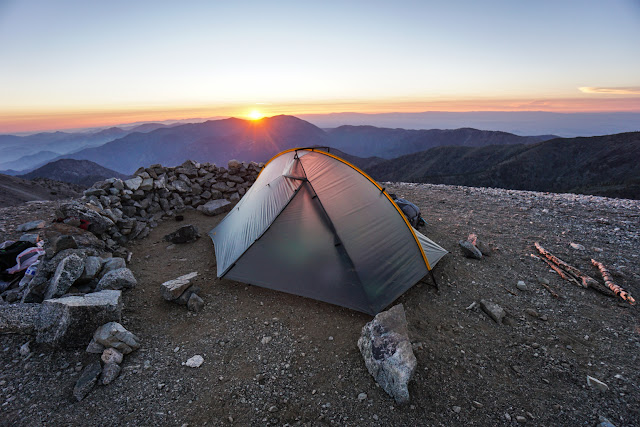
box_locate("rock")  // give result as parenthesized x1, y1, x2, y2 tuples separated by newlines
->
(175, 285, 200, 305)
(139, 178, 153, 191)
(44, 254, 85, 300)
(199, 199, 232, 216)
(93, 322, 140, 354)
(475, 240, 493, 256)
(19, 234, 39, 244)
(184, 355, 204, 368)
(101, 348, 124, 364)
(56, 201, 115, 235)
(124, 176, 143, 191)
(100, 258, 126, 276)
(73, 362, 102, 401)
(228, 159, 241, 170)
(17, 220, 46, 232)
(80, 256, 103, 282)
(587, 375, 609, 391)
(164, 225, 200, 244)
(516, 415, 527, 424)
(472, 400, 483, 408)
(96, 268, 137, 291)
(357, 304, 416, 404)
(37, 290, 123, 347)
(211, 182, 231, 193)
(525, 308, 539, 318)
(459, 240, 482, 259)
(358, 392, 368, 401)
(86, 339, 105, 354)
(161, 272, 198, 301)
(516, 281, 528, 291)
(187, 293, 204, 312)
(0, 303, 41, 334)
(52, 235, 79, 254)
(19, 341, 30, 356)
(480, 299, 505, 323)
(453, 406, 461, 413)
(100, 363, 121, 385)
(261, 336, 272, 344)
(172, 180, 190, 193)
(570, 242, 585, 250)
(597, 416, 617, 427)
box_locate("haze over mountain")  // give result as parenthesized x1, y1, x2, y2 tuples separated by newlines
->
(327, 125, 554, 159)
(60, 115, 555, 174)
(365, 132, 640, 200)
(0, 123, 170, 167)
(19, 159, 128, 187)
(299, 112, 640, 138)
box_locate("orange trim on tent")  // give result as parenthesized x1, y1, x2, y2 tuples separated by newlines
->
(258, 148, 432, 271)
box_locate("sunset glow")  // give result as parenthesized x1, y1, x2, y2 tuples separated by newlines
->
(248, 110, 264, 120)
(0, 0, 638, 133)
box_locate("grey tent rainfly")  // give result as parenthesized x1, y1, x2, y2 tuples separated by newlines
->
(209, 148, 447, 315)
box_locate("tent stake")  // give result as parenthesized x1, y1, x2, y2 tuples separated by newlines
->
(429, 269, 439, 290)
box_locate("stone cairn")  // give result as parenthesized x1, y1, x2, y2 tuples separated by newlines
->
(81, 159, 262, 251)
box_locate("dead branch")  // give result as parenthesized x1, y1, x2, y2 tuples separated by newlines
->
(591, 259, 636, 305)
(499, 283, 518, 296)
(534, 242, 600, 288)
(530, 253, 581, 287)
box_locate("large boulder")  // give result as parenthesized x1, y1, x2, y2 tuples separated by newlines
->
(96, 268, 137, 291)
(44, 254, 85, 300)
(0, 303, 41, 334)
(36, 290, 122, 347)
(357, 304, 417, 404)
(199, 199, 232, 216)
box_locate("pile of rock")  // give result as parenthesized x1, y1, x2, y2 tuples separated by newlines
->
(160, 272, 204, 312)
(75, 321, 140, 400)
(81, 159, 261, 251)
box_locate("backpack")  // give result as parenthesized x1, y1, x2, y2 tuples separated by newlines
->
(392, 197, 425, 228)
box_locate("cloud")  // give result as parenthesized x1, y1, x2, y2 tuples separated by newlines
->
(579, 86, 640, 95)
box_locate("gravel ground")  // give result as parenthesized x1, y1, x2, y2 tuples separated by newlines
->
(1, 183, 639, 426)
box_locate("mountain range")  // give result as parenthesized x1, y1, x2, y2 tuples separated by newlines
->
(364, 132, 640, 199)
(299, 111, 640, 138)
(19, 159, 129, 187)
(41, 115, 554, 174)
(0, 122, 171, 172)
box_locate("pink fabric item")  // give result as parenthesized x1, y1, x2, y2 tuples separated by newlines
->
(6, 246, 45, 274)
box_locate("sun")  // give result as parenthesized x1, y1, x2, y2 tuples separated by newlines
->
(248, 110, 264, 120)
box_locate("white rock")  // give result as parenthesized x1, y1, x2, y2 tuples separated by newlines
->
(184, 355, 204, 368)
(587, 375, 609, 391)
(261, 336, 272, 344)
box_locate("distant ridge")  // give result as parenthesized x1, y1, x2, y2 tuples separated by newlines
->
(326, 125, 555, 158)
(61, 115, 554, 174)
(365, 132, 640, 200)
(19, 159, 129, 187)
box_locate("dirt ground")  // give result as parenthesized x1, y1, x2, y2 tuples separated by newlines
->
(1, 183, 639, 426)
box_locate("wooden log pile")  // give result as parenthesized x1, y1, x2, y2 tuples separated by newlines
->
(532, 243, 614, 297)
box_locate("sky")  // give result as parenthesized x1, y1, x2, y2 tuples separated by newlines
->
(0, 0, 639, 132)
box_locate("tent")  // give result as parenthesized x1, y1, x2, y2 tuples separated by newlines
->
(209, 148, 447, 315)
